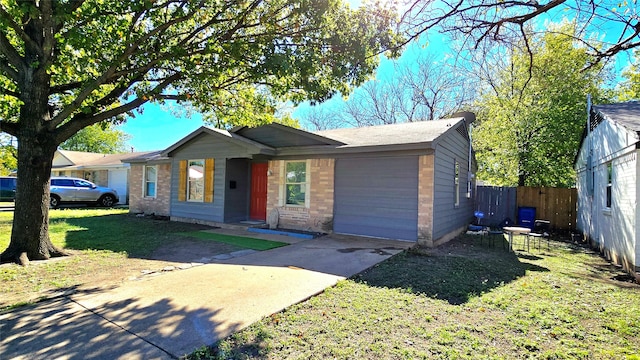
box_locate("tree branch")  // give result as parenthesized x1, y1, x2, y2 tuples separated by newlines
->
(50, 3, 202, 127)
(54, 73, 182, 143)
(0, 3, 42, 59)
(0, 55, 20, 81)
(53, 0, 87, 33)
(39, 0, 56, 68)
(0, 33, 24, 75)
(0, 120, 18, 136)
(0, 86, 19, 98)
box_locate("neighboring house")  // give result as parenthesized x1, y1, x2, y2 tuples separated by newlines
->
(126, 114, 477, 246)
(124, 151, 172, 216)
(52, 149, 156, 204)
(575, 101, 640, 274)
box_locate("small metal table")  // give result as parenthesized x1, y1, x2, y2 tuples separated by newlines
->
(503, 226, 532, 252)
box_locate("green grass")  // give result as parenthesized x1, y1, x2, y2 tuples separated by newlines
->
(177, 231, 288, 251)
(185, 235, 640, 360)
(0, 208, 214, 257)
(0, 208, 241, 310)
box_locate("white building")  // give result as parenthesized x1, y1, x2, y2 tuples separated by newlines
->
(575, 101, 640, 275)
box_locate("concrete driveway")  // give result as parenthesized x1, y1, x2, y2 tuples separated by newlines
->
(0, 234, 411, 359)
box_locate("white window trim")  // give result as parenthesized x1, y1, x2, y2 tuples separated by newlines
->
(454, 160, 460, 208)
(603, 162, 613, 213)
(279, 160, 310, 208)
(143, 165, 157, 198)
(187, 159, 205, 202)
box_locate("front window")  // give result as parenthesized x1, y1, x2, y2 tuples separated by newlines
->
(285, 161, 307, 206)
(605, 162, 612, 208)
(144, 165, 157, 198)
(188, 159, 205, 201)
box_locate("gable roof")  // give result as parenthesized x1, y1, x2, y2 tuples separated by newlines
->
(232, 123, 344, 147)
(155, 114, 474, 161)
(53, 149, 157, 169)
(122, 150, 170, 164)
(54, 150, 106, 166)
(575, 101, 640, 166)
(162, 126, 276, 157)
(593, 101, 640, 132)
(316, 117, 465, 148)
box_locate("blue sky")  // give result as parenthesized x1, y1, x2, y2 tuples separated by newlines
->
(118, 34, 446, 151)
(118, 3, 636, 152)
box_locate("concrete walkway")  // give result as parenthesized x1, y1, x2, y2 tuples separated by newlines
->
(0, 234, 411, 359)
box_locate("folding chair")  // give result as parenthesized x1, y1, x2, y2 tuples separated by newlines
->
(529, 220, 550, 250)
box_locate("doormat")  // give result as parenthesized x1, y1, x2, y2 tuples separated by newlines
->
(177, 231, 288, 251)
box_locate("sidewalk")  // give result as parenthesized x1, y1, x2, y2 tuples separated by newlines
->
(0, 235, 410, 359)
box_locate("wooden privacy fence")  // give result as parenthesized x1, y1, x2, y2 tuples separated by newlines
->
(517, 187, 577, 231)
(476, 186, 577, 231)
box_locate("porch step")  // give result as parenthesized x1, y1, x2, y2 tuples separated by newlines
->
(247, 227, 317, 240)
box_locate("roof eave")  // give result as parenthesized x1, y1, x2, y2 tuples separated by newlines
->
(275, 141, 434, 157)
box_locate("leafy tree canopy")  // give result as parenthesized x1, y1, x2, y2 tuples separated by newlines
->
(618, 50, 640, 100)
(59, 123, 131, 153)
(1, 0, 401, 141)
(0, 134, 17, 176)
(472, 24, 613, 187)
(0, 0, 402, 265)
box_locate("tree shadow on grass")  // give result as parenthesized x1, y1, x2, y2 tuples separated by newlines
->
(0, 286, 241, 359)
(59, 213, 222, 260)
(353, 236, 549, 305)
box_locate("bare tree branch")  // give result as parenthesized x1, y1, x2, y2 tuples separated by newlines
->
(398, 0, 639, 68)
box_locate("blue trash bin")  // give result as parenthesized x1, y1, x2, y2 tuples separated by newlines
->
(518, 206, 536, 230)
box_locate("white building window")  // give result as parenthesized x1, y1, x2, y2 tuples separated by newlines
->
(605, 162, 612, 209)
(284, 161, 308, 206)
(144, 165, 157, 198)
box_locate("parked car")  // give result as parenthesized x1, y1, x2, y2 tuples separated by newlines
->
(0, 176, 17, 202)
(49, 177, 119, 208)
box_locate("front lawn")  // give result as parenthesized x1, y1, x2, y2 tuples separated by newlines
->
(188, 235, 640, 359)
(0, 209, 245, 311)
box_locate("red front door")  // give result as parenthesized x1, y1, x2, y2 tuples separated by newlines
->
(250, 162, 268, 221)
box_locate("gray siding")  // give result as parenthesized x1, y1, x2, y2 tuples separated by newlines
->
(224, 159, 250, 222)
(334, 156, 419, 241)
(170, 133, 254, 222)
(432, 127, 475, 240)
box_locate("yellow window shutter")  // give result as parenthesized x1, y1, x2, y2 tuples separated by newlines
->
(178, 160, 187, 201)
(204, 158, 215, 202)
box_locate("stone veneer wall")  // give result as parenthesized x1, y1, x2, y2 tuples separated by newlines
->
(266, 159, 335, 233)
(418, 154, 435, 247)
(129, 163, 172, 216)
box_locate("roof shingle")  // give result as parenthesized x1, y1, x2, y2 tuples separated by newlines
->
(594, 101, 640, 132)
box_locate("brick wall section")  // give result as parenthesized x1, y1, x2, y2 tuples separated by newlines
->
(308, 159, 334, 232)
(418, 154, 435, 247)
(266, 159, 335, 233)
(89, 170, 109, 186)
(129, 163, 171, 216)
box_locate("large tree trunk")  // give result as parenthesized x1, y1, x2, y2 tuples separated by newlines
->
(0, 133, 67, 266)
(1, 38, 67, 265)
